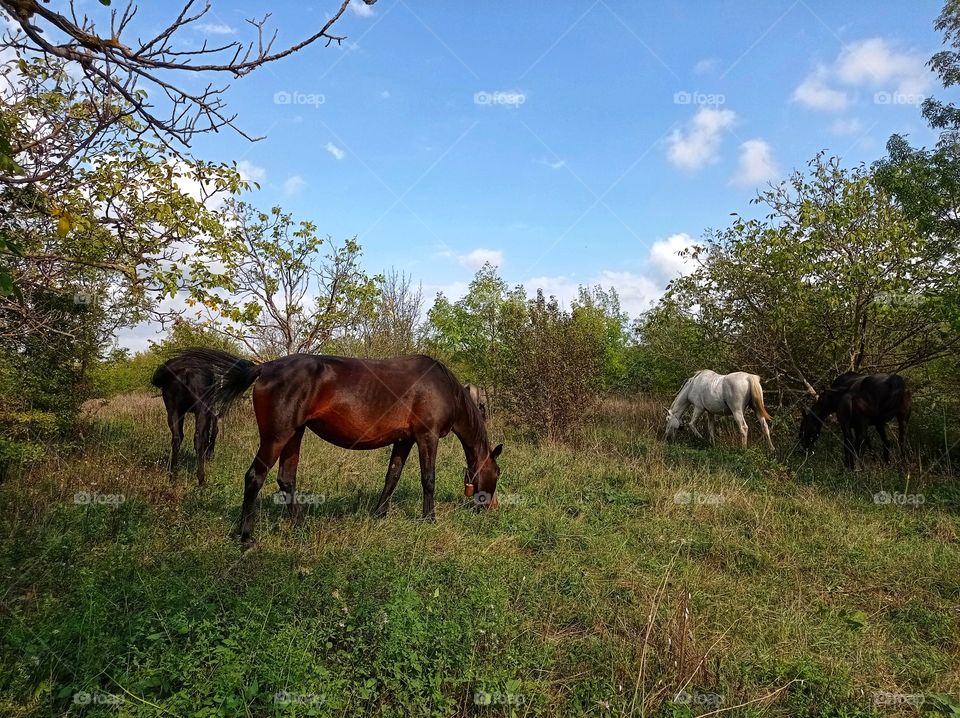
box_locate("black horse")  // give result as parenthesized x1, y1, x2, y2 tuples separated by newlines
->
(151, 348, 244, 484)
(799, 372, 911, 468)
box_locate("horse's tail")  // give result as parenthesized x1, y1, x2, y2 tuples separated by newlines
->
(168, 348, 262, 414)
(749, 375, 772, 420)
(211, 359, 263, 415)
(150, 363, 172, 389)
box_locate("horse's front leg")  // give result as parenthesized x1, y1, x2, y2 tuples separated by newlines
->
(372, 439, 414, 518)
(687, 406, 706, 441)
(840, 421, 856, 470)
(416, 433, 439, 521)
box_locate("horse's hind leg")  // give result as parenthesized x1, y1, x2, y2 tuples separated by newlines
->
(372, 439, 414, 519)
(194, 410, 210, 486)
(239, 436, 289, 551)
(876, 423, 891, 464)
(166, 404, 185, 481)
(705, 414, 716, 446)
(758, 416, 774, 451)
(417, 433, 440, 521)
(276, 428, 305, 527)
(207, 414, 219, 461)
(732, 409, 749, 448)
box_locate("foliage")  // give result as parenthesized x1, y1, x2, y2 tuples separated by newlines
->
(200, 201, 381, 359)
(666, 154, 959, 396)
(498, 290, 608, 441)
(90, 321, 245, 398)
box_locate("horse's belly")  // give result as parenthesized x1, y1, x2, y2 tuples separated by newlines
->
(306, 417, 411, 450)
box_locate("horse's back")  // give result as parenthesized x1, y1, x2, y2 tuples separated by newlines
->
(252, 353, 461, 445)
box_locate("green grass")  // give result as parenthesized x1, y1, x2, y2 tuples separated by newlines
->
(0, 393, 958, 717)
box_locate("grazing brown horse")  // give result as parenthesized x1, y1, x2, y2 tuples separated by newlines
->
(799, 372, 911, 468)
(151, 348, 241, 484)
(180, 350, 503, 550)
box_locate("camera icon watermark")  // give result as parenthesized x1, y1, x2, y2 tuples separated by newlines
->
(474, 90, 526, 107)
(674, 90, 725, 106)
(273, 90, 325, 108)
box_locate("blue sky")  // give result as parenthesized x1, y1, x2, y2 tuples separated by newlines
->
(121, 0, 943, 347)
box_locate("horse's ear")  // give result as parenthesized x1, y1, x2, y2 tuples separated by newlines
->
(491, 443, 503, 460)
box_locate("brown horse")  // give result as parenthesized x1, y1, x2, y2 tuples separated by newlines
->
(151, 348, 242, 484)
(182, 350, 503, 550)
(799, 372, 911, 468)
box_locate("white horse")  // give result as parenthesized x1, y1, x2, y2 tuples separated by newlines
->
(664, 370, 774, 449)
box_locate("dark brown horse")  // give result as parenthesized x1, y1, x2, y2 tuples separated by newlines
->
(182, 350, 503, 550)
(151, 348, 243, 484)
(799, 372, 911, 468)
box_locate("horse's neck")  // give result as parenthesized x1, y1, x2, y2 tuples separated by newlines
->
(454, 404, 489, 466)
(815, 389, 845, 417)
(670, 384, 692, 414)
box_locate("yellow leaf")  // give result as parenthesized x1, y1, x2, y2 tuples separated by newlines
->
(57, 216, 71, 237)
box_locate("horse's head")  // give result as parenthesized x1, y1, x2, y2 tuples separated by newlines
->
(664, 408, 682, 440)
(465, 443, 503, 509)
(798, 407, 822, 450)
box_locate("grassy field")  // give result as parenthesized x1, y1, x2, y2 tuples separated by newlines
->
(0, 392, 958, 717)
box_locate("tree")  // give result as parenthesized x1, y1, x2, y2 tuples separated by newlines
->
(355, 270, 424, 358)
(0, 0, 376, 179)
(667, 154, 959, 396)
(425, 263, 526, 388)
(200, 201, 380, 359)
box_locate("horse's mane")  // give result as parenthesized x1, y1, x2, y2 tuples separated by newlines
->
(432, 360, 488, 451)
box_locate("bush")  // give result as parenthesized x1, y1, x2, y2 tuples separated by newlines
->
(499, 290, 607, 441)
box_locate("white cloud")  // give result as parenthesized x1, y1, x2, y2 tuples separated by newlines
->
(793, 67, 849, 111)
(325, 143, 346, 161)
(380, 90, 391, 99)
(835, 38, 931, 95)
(236, 160, 265, 184)
(194, 22, 235, 35)
(282, 175, 305, 195)
(459, 248, 503, 270)
(693, 58, 718, 76)
(830, 118, 864, 135)
(732, 138, 781, 187)
(667, 108, 736, 171)
(794, 38, 931, 112)
(648, 233, 696, 278)
(538, 158, 566, 170)
(349, 0, 376, 17)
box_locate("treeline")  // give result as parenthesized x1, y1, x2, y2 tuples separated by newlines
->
(3, 3, 960, 472)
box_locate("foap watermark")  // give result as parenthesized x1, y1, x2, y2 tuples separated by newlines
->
(874, 90, 924, 106)
(474, 90, 526, 107)
(875, 290, 925, 306)
(873, 691, 924, 708)
(673, 90, 725, 106)
(675, 690, 724, 708)
(674, 490, 725, 506)
(473, 690, 526, 706)
(272, 491, 325, 505)
(873, 491, 925, 507)
(273, 691, 325, 707)
(273, 90, 325, 108)
(74, 490, 125, 506)
(73, 691, 124, 706)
